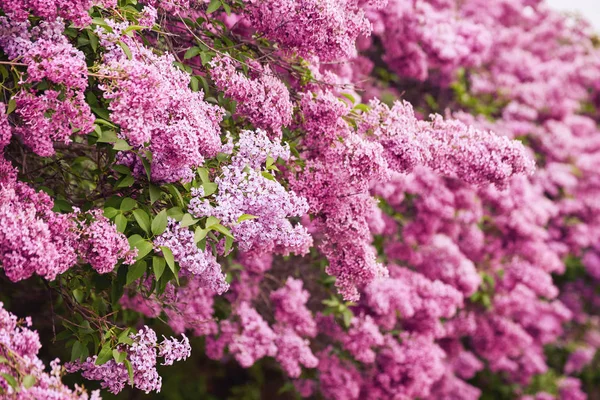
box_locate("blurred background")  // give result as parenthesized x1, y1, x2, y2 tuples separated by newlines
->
(547, 0, 600, 31)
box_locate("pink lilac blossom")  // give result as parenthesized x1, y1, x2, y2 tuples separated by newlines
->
(13, 89, 94, 157)
(371, 0, 491, 83)
(362, 334, 446, 400)
(317, 350, 362, 400)
(0, 0, 95, 26)
(78, 210, 136, 274)
(0, 182, 78, 282)
(66, 326, 189, 394)
(225, 302, 277, 368)
(559, 377, 587, 400)
(270, 277, 317, 337)
(341, 314, 384, 363)
(189, 129, 312, 256)
(244, 0, 375, 61)
(97, 24, 223, 183)
(154, 218, 229, 295)
(210, 56, 293, 135)
(564, 347, 595, 375)
(274, 328, 319, 378)
(360, 99, 535, 186)
(0, 302, 101, 399)
(0, 18, 94, 156)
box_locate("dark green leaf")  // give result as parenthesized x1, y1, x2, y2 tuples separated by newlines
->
(124, 359, 134, 385)
(184, 47, 201, 59)
(126, 260, 147, 285)
(95, 343, 113, 365)
(103, 207, 119, 219)
(116, 174, 135, 188)
(115, 213, 127, 233)
(153, 256, 166, 280)
(151, 209, 168, 235)
(206, 0, 221, 14)
(132, 209, 151, 234)
(120, 197, 137, 211)
(149, 184, 162, 204)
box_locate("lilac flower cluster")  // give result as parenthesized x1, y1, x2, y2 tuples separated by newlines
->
(154, 218, 229, 295)
(97, 23, 223, 183)
(210, 56, 293, 135)
(244, 0, 376, 61)
(0, 302, 101, 399)
(66, 326, 190, 394)
(0, 17, 94, 156)
(0, 173, 134, 282)
(189, 129, 312, 256)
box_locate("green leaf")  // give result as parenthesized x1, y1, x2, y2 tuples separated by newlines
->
(200, 52, 213, 66)
(91, 17, 110, 28)
(115, 214, 127, 233)
(184, 47, 201, 59)
(0, 356, 8, 364)
(222, 1, 231, 14)
(166, 185, 185, 208)
(353, 103, 370, 112)
(103, 207, 119, 219)
(119, 41, 132, 59)
(161, 246, 175, 272)
(22, 374, 36, 389)
(135, 241, 153, 260)
(205, 216, 220, 228)
(237, 214, 258, 223)
(95, 343, 113, 365)
(126, 260, 147, 285)
(113, 138, 132, 151)
(0, 373, 17, 389)
(212, 223, 234, 239)
(341, 93, 356, 104)
(120, 197, 137, 211)
(266, 156, 275, 168)
(167, 206, 184, 220)
(190, 75, 199, 92)
(149, 184, 162, 204)
(153, 256, 166, 280)
(180, 213, 198, 227)
(116, 174, 135, 188)
(71, 341, 87, 362)
(261, 171, 276, 181)
(124, 359, 134, 385)
(113, 349, 127, 364)
(202, 182, 218, 196)
(194, 227, 208, 243)
(73, 289, 85, 304)
(97, 130, 118, 143)
(206, 0, 221, 14)
(124, 24, 146, 34)
(87, 30, 99, 52)
(117, 328, 133, 345)
(161, 246, 178, 284)
(152, 209, 168, 235)
(132, 209, 151, 234)
(128, 234, 144, 247)
(342, 308, 353, 328)
(224, 235, 234, 254)
(198, 168, 209, 183)
(6, 98, 16, 114)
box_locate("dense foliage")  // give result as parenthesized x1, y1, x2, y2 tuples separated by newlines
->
(1, 0, 600, 398)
